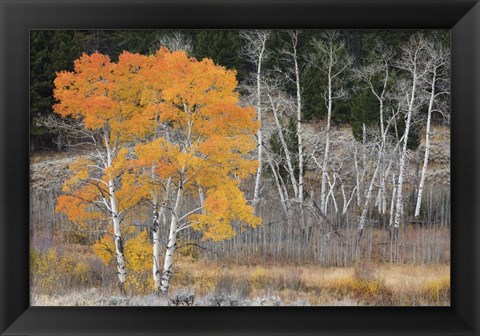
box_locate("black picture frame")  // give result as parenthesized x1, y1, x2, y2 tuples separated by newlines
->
(1, 0, 479, 335)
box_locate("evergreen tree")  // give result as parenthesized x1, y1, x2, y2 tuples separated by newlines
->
(30, 31, 88, 149)
(194, 31, 242, 73)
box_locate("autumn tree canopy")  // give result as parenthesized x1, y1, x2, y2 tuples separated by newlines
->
(53, 51, 154, 293)
(53, 48, 261, 294)
(131, 49, 261, 293)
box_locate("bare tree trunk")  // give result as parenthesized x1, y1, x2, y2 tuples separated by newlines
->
(268, 92, 298, 198)
(252, 35, 268, 207)
(320, 62, 333, 213)
(105, 142, 127, 295)
(393, 73, 417, 233)
(393, 34, 428, 236)
(152, 191, 160, 291)
(266, 149, 289, 213)
(153, 177, 171, 292)
(160, 183, 183, 295)
(108, 179, 127, 295)
(354, 145, 362, 207)
(310, 31, 351, 215)
(389, 173, 397, 228)
(358, 117, 393, 236)
(415, 68, 436, 217)
(292, 32, 304, 204)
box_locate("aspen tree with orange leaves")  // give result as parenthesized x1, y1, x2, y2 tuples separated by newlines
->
(133, 49, 261, 294)
(53, 51, 151, 294)
(54, 48, 260, 295)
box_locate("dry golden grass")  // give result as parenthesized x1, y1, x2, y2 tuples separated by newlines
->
(31, 245, 449, 306)
(169, 256, 450, 306)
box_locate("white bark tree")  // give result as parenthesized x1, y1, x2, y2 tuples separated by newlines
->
(264, 79, 299, 200)
(42, 117, 132, 295)
(160, 167, 186, 294)
(392, 34, 429, 238)
(309, 31, 353, 214)
(152, 176, 171, 291)
(357, 111, 401, 234)
(414, 40, 450, 218)
(154, 31, 193, 54)
(241, 30, 270, 207)
(354, 45, 394, 223)
(278, 30, 305, 204)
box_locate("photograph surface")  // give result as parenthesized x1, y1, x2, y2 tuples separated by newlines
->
(30, 30, 450, 306)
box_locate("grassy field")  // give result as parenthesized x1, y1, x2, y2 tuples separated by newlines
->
(32, 257, 450, 306)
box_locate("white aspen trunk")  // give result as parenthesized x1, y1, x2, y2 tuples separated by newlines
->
(320, 54, 333, 213)
(105, 141, 126, 294)
(358, 138, 387, 231)
(378, 87, 388, 220)
(160, 182, 183, 295)
(354, 146, 362, 206)
(109, 182, 127, 295)
(293, 37, 304, 204)
(198, 185, 205, 210)
(356, 137, 385, 246)
(153, 178, 172, 292)
(269, 94, 298, 198)
(326, 173, 338, 214)
(358, 104, 394, 233)
(362, 123, 367, 170)
(394, 72, 417, 232)
(415, 69, 436, 217)
(379, 99, 385, 140)
(377, 95, 386, 217)
(253, 42, 266, 207)
(266, 151, 288, 213)
(389, 173, 397, 228)
(152, 192, 161, 291)
(276, 164, 290, 209)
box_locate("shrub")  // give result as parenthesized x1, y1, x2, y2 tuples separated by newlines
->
(250, 266, 273, 290)
(214, 273, 234, 294)
(178, 243, 200, 262)
(207, 293, 242, 306)
(422, 276, 450, 304)
(235, 277, 252, 299)
(353, 261, 376, 282)
(93, 230, 153, 295)
(276, 271, 305, 291)
(169, 292, 195, 306)
(194, 268, 220, 295)
(30, 246, 100, 296)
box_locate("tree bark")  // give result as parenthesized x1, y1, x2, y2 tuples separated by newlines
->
(415, 68, 436, 218)
(393, 72, 417, 231)
(160, 182, 183, 295)
(153, 178, 172, 293)
(108, 179, 127, 295)
(293, 33, 304, 204)
(253, 39, 266, 207)
(320, 51, 333, 213)
(104, 140, 127, 295)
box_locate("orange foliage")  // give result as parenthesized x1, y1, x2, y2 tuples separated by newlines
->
(135, 48, 261, 241)
(53, 52, 152, 233)
(54, 47, 260, 253)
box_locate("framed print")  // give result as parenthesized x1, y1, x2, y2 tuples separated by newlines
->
(1, 0, 479, 335)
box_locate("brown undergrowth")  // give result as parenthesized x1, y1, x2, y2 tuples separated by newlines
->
(31, 243, 449, 306)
